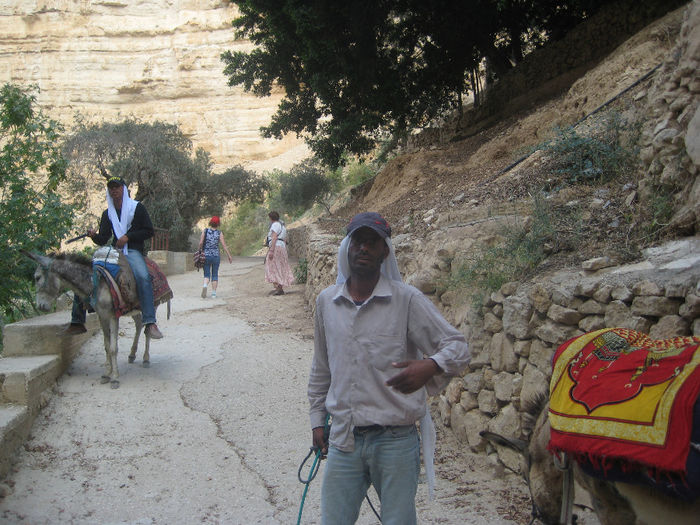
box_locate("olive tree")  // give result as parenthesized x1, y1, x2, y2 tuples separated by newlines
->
(62, 118, 268, 251)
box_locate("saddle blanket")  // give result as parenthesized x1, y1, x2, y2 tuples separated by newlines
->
(548, 328, 700, 481)
(93, 256, 173, 319)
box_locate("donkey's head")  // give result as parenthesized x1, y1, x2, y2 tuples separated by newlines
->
(481, 392, 563, 525)
(22, 251, 62, 311)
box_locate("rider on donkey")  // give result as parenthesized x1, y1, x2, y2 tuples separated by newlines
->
(66, 176, 164, 339)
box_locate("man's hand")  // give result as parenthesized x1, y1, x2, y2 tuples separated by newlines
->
(87, 228, 97, 239)
(312, 426, 328, 457)
(115, 234, 129, 249)
(386, 359, 442, 394)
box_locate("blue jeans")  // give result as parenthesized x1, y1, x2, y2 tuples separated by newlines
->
(203, 255, 220, 281)
(321, 425, 420, 525)
(124, 249, 156, 325)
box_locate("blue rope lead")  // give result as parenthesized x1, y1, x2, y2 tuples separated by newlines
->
(297, 415, 330, 525)
(297, 446, 323, 525)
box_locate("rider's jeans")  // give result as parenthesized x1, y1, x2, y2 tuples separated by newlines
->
(321, 424, 420, 525)
(124, 249, 156, 325)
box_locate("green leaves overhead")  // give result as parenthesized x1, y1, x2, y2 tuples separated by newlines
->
(222, 0, 616, 168)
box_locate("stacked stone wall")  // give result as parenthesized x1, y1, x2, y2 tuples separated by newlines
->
(407, 0, 687, 152)
(477, 0, 688, 119)
(440, 256, 700, 472)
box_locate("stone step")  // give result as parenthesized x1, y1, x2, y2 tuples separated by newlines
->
(0, 355, 62, 409)
(0, 312, 96, 481)
(0, 404, 31, 479)
(0, 354, 63, 479)
(2, 310, 99, 364)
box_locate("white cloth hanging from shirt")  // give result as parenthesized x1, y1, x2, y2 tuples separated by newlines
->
(106, 185, 138, 255)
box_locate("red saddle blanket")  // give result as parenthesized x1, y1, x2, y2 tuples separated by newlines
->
(548, 328, 700, 476)
(94, 257, 173, 319)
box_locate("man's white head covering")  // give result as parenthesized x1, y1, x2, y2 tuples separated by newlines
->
(106, 177, 138, 255)
(335, 211, 401, 284)
(335, 212, 437, 500)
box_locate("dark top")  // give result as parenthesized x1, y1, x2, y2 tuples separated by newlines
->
(92, 203, 154, 255)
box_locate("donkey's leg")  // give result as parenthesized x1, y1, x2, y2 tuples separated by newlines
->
(129, 312, 143, 364)
(99, 314, 112, 384)
(143, 332, 151, 368)
(108, 316, 120, 389)
(143, 307, 154, 367)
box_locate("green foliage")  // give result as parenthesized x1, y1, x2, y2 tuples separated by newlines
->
(540, 113, 639, 186)
(221, 200, 270, 256)
(276, 159, 334, 216)
(641, 182, 675, 240)
(294, 258, 308, 284)
(62, 118, 267, 251)
(344, 161, 375, 187)
(447, 196, 554, 308)
(222, 0, 613, 168)
(0, 84, 75, 334)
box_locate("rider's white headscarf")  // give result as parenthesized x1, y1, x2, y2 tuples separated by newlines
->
(335, 227, 438, 500)
(106, 183, 138, 255)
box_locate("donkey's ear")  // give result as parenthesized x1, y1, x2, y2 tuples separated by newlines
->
(480, 430, 528, 454)
(21, 250, 50, 268)
(20, 249, 35, 260)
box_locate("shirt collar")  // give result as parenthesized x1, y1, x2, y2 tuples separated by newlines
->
(333, 273, 394, 304)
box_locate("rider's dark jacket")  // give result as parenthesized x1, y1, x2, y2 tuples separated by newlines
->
(92, 204, 154, 255)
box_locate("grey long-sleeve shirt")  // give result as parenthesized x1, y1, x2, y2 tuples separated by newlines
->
(308, 274, 471, 452)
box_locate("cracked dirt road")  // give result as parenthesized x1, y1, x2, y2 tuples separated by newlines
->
(0, 257, 538, 525)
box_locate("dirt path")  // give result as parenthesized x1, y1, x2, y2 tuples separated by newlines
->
(0, 258, 543, 524)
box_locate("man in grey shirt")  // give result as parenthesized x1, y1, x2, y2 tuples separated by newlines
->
(308, 211, 471, 525)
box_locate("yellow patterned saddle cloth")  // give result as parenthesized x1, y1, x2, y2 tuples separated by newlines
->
(549, 328, 700, 475)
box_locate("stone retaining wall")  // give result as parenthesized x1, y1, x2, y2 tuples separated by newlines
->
(638, 0, 700, 234)
(440, 248, 700, 472)
(476, 0, 687, 119)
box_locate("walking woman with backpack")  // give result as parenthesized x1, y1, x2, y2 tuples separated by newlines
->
(198, 216, 233, 298)
(265, 211, 294, 295)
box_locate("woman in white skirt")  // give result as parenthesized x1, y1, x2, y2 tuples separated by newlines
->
(265, 211, 295, 295)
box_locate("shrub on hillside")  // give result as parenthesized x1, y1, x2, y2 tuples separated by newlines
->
(221, 201, 270, 256)
(541, 112, 639, 186)
(277, 160, 334, 215)
(294, 258, 308, 284)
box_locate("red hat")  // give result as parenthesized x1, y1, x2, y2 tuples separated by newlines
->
(210, 216, 220, 226)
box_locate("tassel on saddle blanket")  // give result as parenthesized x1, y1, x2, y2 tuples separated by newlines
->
(548, 328, 700, 486)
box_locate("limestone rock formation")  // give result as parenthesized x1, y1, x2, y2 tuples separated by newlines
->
(0, 0, 308, 173)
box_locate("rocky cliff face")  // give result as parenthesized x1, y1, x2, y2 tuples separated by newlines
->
(0, 0, 308, 173)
